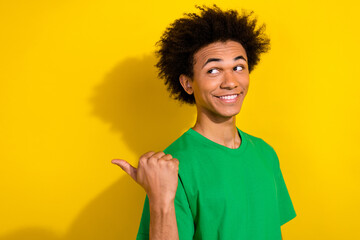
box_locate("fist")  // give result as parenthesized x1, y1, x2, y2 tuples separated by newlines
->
(112, 151, 179, 205)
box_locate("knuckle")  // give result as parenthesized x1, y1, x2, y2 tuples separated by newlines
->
(159, 158, 170, 166)
(173, 160, 179, 170)
(158, 159, 166, 166)
(142, 151, 151, 156)
(156, 151, 166, 158)
(148, 155, 158, 163)
(148, 157, 157, 165)
(169, 160, 178, 169)
(139, 157, 146, 166)
(150, 151, 164, 161)
(160, 154, 172, 161)
(140, 151, 154, 160)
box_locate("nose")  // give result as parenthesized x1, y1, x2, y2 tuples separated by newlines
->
(220, 70, 238, 89)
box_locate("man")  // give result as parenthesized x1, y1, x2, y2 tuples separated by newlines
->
(112, 5, 296, 240)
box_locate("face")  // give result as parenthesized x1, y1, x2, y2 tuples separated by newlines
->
(180, 40, 250, 121)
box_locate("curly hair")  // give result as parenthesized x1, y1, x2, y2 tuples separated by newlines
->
(155, 5, 271, 105)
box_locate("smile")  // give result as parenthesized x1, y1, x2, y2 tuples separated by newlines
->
(217, 94, 238, 100)
(214, 93, 242, 103)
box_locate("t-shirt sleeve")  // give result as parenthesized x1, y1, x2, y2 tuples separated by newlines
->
(272, 151, 297, 226)
(136, 175, 195, 240)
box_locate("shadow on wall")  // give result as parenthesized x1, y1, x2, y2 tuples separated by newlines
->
(91, 54, 196, 154)
(0, 54, 196, 240)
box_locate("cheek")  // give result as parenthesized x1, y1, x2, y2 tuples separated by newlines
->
(240, 75, 250, 90)
(194, 77, 216, 91)
(244, 78, 250, 88)
(200, 82, 219, 97)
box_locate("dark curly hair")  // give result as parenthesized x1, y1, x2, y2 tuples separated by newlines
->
(155, 5, 271, 105)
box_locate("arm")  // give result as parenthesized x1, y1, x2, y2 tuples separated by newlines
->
(149, 200, 179, 240)
(112, 151, 179, 240)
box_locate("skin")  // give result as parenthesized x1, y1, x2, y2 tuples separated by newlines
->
(113, 40, 283, 239)
(179, 40, 249, 148)
(112, 151, 179, 240)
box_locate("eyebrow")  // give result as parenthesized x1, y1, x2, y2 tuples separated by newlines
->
(202, 55, 247, 69)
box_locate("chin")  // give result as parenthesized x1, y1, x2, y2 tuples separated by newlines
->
(217, 109, 241, 118)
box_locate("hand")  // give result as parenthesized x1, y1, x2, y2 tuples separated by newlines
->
(112, 151, 179, 205)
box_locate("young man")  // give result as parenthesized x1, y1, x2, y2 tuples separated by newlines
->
(112, 5, 296, 240)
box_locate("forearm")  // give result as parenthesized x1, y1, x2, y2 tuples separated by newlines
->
(149, 200, 179, 240)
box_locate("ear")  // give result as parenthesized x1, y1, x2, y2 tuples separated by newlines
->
(179, 74, 194, 95)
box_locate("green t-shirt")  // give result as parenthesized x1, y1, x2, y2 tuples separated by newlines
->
(136, 127, 296, 240)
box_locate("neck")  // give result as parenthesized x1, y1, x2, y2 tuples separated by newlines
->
(192, 109, 241, 149)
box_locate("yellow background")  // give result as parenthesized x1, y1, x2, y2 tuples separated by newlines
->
(1, 0, 359, 239)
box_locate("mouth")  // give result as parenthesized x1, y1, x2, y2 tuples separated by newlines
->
(215, 94, 239, 100)
(214, 93, 243, 103)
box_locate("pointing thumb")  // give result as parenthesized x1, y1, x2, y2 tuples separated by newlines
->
(111, 159, 137, 181)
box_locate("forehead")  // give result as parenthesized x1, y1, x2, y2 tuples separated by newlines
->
(194, 40, 247, 64)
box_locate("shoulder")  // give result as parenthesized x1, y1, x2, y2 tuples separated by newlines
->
(240, 130, 281, 174)
(163, 128, 194, 157)
(240, 129, 279, 160)
(241, 129, 273, 148)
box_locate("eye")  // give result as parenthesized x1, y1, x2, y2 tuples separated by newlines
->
(234, 65, 244, 71)
(207, 68, 220, 74)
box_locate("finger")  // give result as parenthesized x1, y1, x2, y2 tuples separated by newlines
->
(111, 159, 137, 181)
(149, 151, 166, 161)
(139, 151, 156, 160)
(173, 158, 179, 166)
(160, 154, 173, 161)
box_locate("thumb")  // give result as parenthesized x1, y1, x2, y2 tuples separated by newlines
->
(111, 159, 137, 182)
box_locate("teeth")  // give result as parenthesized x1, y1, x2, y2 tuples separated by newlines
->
(219, 94, 238, 100)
